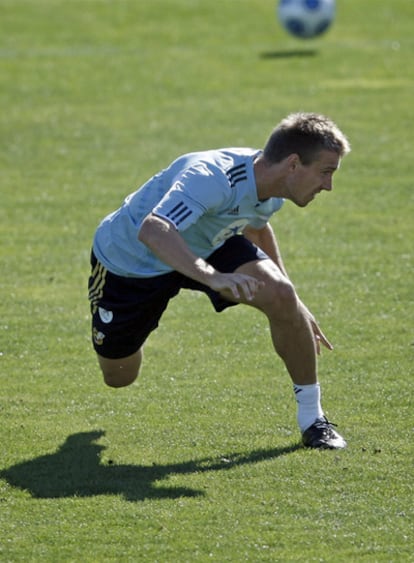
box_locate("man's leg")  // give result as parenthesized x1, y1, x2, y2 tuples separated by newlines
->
(89, 256, 181, 390)
(220, 258, 346, 449)
(229, 259, 317, 384)
(97, 348, 143, 388)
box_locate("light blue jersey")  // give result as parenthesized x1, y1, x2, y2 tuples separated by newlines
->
(93, 148, 284, 277)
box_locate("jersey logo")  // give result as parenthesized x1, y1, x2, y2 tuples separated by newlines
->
(226, 164, 247, 188)
(211, 219, 249, 246)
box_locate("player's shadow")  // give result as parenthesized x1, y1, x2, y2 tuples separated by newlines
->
(0, 430, 301, 502)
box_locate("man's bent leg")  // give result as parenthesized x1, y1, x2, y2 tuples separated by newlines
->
(228, 259, 318, 385)
(97, 348, 143, 388)
(223, 259, 346, 448)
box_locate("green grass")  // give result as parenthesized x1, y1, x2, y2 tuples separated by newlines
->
(1, 0, 413, 560)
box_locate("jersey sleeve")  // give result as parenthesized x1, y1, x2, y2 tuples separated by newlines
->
(152, 162, 229, 231)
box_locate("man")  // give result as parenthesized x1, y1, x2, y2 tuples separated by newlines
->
(88, 112, 351, 449)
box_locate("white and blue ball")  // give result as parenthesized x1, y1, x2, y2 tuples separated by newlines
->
(277, 0, 336, 39)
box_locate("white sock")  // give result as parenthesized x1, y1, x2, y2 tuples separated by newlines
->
(294, 383, 324, 432)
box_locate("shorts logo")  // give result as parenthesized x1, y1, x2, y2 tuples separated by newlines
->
(98, 307, 113, 324)
(93, 328, 106, 346)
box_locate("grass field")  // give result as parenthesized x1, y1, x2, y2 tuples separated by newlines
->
(1, 0, 413, 561)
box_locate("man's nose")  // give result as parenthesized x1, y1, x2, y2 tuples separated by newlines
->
(322, 178, 333, 191)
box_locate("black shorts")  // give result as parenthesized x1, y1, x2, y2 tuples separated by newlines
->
(88, 235, 268, 359)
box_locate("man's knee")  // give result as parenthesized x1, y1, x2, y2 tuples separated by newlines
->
(262, 277, 298, 317)
(103, 370, 138, 388)
(97, 350, 142, 388)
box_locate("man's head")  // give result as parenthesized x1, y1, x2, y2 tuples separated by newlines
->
(263, 112, 351, 165)
(255, 113, 350, 206)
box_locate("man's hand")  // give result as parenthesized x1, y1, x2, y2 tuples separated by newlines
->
(207, 271, 265, 302)
(310, 318, 334, 355)
(298, 299, 334, 355)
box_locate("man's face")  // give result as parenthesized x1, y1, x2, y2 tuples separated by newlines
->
(285, 150, 341, 207)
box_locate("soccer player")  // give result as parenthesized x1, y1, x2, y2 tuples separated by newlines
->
(88, 112, 351, 449)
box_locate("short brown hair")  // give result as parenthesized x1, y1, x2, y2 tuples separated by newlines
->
(263, 112, 351, 165)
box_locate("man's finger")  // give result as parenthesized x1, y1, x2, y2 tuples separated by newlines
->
(318, 332, 334, 351)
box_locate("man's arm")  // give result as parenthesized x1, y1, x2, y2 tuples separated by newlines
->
(244, 223, 333, 353)
(243, 223, 290, 278)
(138, 213, 263, 301)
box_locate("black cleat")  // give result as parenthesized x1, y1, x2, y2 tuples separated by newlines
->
(302, 416, 347, 449)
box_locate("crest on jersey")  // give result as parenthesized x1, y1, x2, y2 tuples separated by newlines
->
(211, 219, 249, 246)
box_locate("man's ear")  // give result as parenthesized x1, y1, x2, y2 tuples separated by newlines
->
(286, 153, 301, 171)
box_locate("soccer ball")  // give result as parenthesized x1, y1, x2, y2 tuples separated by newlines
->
(277, 0, 336, 39)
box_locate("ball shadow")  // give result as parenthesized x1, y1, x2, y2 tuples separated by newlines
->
(260, 49, 318, 59)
